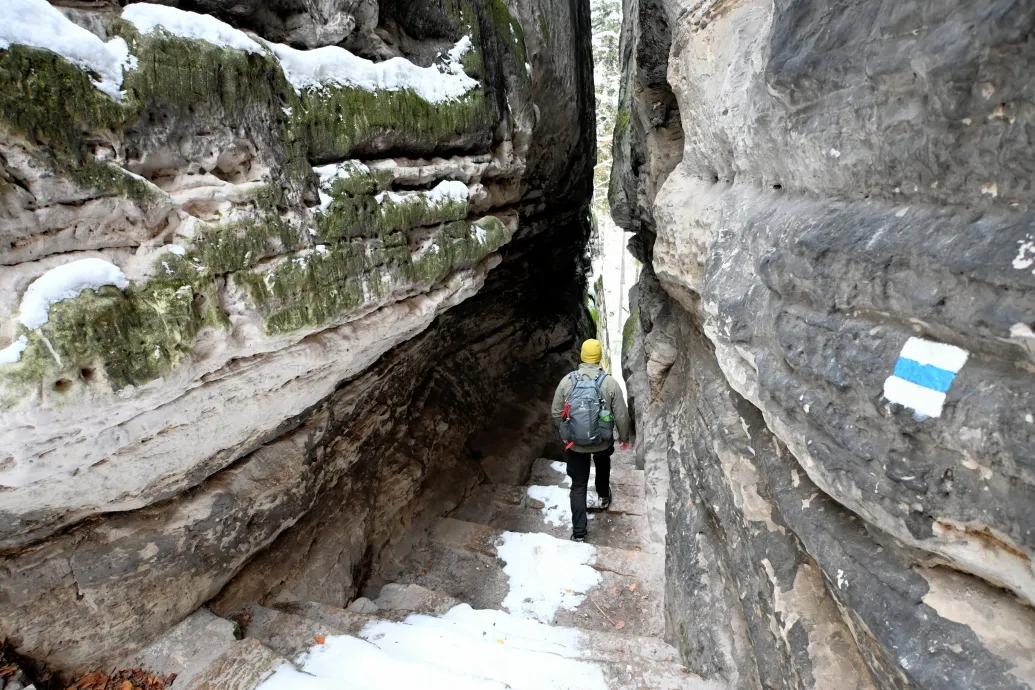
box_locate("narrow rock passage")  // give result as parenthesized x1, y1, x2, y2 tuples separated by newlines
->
(128, 447, 717, 689)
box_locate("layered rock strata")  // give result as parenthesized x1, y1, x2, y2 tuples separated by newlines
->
(614, 0, 1035, 687)
(0, 0, 595, 676)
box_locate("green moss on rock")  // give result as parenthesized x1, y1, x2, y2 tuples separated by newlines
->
(289, 85, 495, 161)
(4, 281, 203, 390)
(124, 29, 291, 123)
(622, 305, 639, 356)
(316, 189, 470, 242)
(403, 215, 510, 283)
(240, 214, 510, 335)
(0, 45, 131, 159)
(321, 164, 395, 198)
(0, 45, 152, 201)
(237, 245, 368, 335)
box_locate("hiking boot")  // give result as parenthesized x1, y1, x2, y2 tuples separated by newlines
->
(599, 495, 612, 511)
(571, 534, 587, 543)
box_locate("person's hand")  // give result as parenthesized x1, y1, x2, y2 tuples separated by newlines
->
(620, 441, 630, 451)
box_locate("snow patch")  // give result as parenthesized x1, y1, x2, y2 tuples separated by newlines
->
(0, 336, 29, 365)
(550, 460, 573, 487)
(258, 604, 608, 690)
(375, 180, 468, 208)
(526, 485, 571, 527)
(0, 0, 135, 99)
(447, 36, 473, 68)
(314, 160, 374, 211)
(18, 258, 130, 330)
(123, 3, 263, 53)
(1014, 235, 1035, 271)
(166, 245, 186, 256)
(259, 636, 505, 690)
(427, 180, 470, 202)
(268, 39, 478, 102)
(496, 531, 602, 622)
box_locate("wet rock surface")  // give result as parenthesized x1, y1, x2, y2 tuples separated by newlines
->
(614, 0, 1035, 687)
(0, 0, 595, 678)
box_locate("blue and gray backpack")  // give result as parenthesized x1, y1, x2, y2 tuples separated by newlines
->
(561, 371, 614, 445)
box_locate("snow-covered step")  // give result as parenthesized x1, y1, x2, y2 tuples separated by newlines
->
(182, 638, 288, 690)
(396, 518, 665, 637)
(281, 593, 682, 666)
(452, 483, 652, 551)
(245, 599, 715, 690)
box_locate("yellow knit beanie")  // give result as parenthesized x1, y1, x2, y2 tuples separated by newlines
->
(581, 339, 602, 364)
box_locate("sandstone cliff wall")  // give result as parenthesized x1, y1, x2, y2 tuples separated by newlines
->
(0, 0, 595, 675)
(613, 1, 1035, 687)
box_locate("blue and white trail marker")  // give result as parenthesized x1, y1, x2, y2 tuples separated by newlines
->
(883, 337, 969, 418)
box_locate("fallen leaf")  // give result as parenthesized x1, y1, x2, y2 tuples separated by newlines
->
(565, 589, 572, 594)
(120, 682, 133, 690)
(634, 545, 642, 550)
(614, 621, 626, 630)
(497, 638, 505, 644)
(628, 583, 638, 591)
(315, 636, 326, 645)
(609, 587, 617, 596)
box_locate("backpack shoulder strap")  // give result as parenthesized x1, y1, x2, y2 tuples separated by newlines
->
(594, 372, 607, 396)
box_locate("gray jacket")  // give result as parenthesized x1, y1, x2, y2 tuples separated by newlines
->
(551, 363, 631, 453)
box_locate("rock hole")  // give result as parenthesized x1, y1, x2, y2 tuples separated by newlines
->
(773, 184, 782, 190)
(80, 368, 95, 382)
(54, 379, 73, 393)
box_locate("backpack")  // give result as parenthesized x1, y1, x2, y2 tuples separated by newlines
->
(561, 371, 614, 446)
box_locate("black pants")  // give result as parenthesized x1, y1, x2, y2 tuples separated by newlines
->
(566, 446, 613, 538)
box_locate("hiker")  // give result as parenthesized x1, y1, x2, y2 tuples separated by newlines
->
(551, 338, 631, 542)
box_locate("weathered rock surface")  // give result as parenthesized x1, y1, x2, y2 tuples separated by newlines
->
(614, 0, 1035, 687)
(0, 0, 595, 678)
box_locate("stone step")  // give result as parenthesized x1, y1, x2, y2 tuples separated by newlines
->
(236, 599, 714, 690)
(347, 581, 462, 617)
(121, 609, 238, 689)
(230, 602, 346, 660)
(452, 483, 653, 551)
(181, 638, 287, 690)
(394, 518, 665, 638)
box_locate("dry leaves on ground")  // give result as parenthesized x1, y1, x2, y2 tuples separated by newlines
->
(614, 621, 626, 630)
(66, 669, 176, 690)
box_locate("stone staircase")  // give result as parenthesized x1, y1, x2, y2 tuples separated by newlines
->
(126, 449, 718, 689)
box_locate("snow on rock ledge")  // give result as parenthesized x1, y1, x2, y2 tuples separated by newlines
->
(17, 258, 129, 330)
(0, 0, 135, 99)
